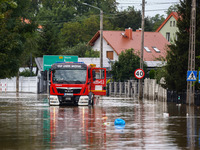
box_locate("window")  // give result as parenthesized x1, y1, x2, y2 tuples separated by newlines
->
(106, 51, 114, 60)
(53, 69, 87, 84)
(166, 32, 170, 42)
(170, 21, 172, 27)
(93, 69, 105, 79)
(144, 47, 151, 53)
(173, 21, 176, 27)
(152, 46, 160, 53)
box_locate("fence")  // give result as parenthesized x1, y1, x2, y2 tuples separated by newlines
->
(143, 78, 167, 101)
(107, 78, 167, 101)
(167, 90, 200, 106)
(108, 80, 138, 98)
(0, 76, 38, 93)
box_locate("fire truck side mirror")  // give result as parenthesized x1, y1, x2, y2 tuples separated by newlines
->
(92, 70, 96, 81)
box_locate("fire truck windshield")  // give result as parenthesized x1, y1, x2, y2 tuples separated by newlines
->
(52, 69, 87, 84)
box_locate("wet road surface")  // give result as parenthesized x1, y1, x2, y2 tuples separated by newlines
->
(0, 93, 200, 150)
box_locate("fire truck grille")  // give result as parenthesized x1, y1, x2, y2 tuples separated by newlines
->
(57, 88, 81, 94)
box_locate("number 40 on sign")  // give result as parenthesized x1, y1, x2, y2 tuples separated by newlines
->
(134, 69, 145, 79)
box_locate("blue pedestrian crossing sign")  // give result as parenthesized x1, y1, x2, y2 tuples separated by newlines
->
(199, 71, 200, 83)
(187, 71, 197, 81)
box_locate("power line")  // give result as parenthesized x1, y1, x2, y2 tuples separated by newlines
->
(119, 2, 179, 5)
(146, 9, 169, 12)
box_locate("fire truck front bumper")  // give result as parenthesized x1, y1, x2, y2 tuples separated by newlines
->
(49, 95, 60, 106)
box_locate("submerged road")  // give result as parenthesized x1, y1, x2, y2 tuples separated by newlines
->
(0, 93, 199, 149)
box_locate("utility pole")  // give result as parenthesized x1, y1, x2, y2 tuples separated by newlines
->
(139, 0, 145, 100)
(100, 10, 103, 69)
(82, 3, 103, 77)
(100, 9, 103, 78)
(187, 0, 196, 105)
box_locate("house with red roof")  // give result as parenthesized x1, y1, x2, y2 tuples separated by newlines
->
(88, 28, 169, 69)
(156, 12, 179, 43)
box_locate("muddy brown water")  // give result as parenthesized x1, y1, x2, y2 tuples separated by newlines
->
(0, 93, 199, 150)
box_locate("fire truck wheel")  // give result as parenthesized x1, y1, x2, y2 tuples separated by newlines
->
(74, 96, 79, 106)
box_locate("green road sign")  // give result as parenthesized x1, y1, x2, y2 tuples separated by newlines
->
(43, 55, 78, 71)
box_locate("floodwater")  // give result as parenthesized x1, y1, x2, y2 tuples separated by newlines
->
(0, 93, 200, 150)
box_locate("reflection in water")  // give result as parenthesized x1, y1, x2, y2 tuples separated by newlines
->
(187, 106, 195, 150)
(166, 103, 200, 150)
(48, 106, 107, 149)
(1, 93, 200, 149)
(47, 99, 178, 149)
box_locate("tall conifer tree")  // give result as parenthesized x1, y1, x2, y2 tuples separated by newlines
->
(164, 0, 200, 92)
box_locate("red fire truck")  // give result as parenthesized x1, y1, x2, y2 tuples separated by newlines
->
(48, 62, 106, 106)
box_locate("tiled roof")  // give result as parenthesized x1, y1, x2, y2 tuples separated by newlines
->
(156, 12, 178, 32)
(89, 30, 170, 61)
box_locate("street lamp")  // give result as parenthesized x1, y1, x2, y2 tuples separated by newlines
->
(82, 3, 103, 70)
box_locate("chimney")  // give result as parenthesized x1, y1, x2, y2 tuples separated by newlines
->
(125, 27, 133, 39)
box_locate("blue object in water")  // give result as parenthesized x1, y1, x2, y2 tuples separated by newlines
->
(114, 118, 125, 126)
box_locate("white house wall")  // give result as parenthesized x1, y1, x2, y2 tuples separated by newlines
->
(92, 37, 119, 63)
(159, 16, 179, 43)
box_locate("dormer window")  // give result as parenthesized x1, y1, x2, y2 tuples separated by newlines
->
(144, 47, 151, 53)
(152, 46, 160, 53)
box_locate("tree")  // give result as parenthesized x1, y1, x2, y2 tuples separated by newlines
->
(109, 6, 153, 31)
(149, 14, 165, 31)
(37, 0, 117, 16)
(111, 48, 147, 81)
(166, 4, 178, 16)
(76, 0, 117, 15)
(0, 0, 38, 78)
(36, 23, 61, 56)
(61, 42, 99, 57)
(164, 0, 200, 92)
(36, 5, 76, 31)
(0, 0, 17, 19)
(20, 30, 41, 67)
(155, 67, 167, 87)
(60, 21, 84, 47)
(60, 14, 113, 48)
(109, 6, 142, 31)
(149, 69, 156, 79)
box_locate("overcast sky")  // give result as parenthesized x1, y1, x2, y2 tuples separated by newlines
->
(116, 0, 180, 18)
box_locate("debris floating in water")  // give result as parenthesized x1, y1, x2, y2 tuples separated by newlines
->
(102, 116, 108, 120)
(114, 118, 125, 126)
(103, 122, 110, 126)
(163, 113, 169, 118)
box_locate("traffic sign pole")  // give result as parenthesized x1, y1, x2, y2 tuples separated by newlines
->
(135, 68, 145, 101)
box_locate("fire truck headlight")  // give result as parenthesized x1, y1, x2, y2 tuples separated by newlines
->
(49, 95, 60, 106)
(78, 96, 89, 106)
(49, 95, 58, 100)
(79, 96, 89, 101)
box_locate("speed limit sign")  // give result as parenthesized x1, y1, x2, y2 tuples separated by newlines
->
(134, 69, 145, 79)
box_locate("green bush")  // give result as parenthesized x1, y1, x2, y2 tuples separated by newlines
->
(111, 48, 147, 81)
(19, 69, 36, 77)
(149, 69, 156, 79)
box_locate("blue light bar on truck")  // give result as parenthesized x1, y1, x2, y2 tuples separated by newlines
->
(55, 62, 84, 64)
(55, 62, 65, 63)
(73, 62, 84, 64)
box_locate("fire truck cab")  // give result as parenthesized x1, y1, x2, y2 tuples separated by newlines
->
(48, 62, 106, 106)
